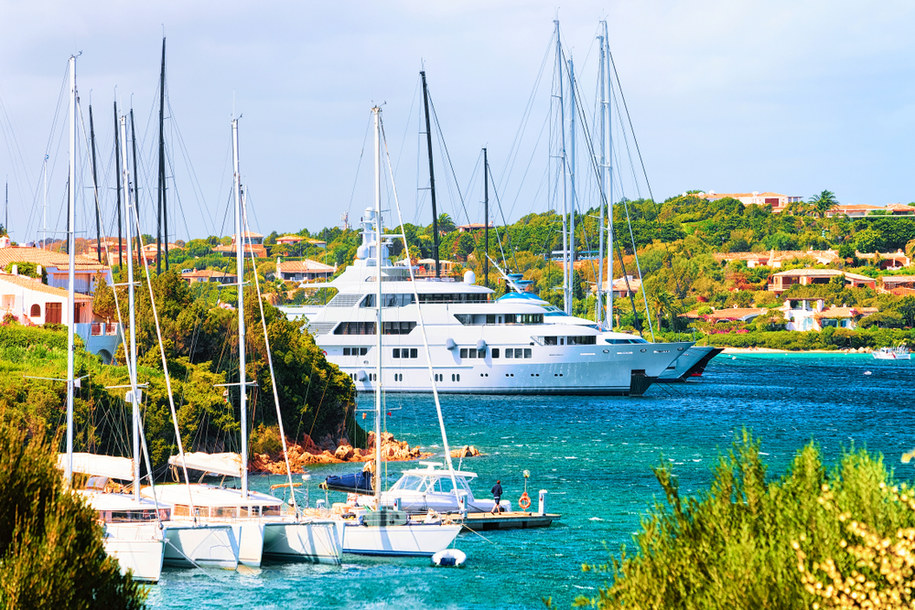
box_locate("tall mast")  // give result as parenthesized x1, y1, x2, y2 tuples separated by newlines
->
(157, 37, 167, 273)
(483, 147, 489, 288)
(553, 20, 570, 314)
(603, 24, 615, 329)
(114, 100, 123, 268)
(596, 27, 606, 328)
(232, 118, 248, 498)
(568, 57, 577, 315)
(372, 106, 383, 506)
(129, 108, 140, 261)
(120, 115, 141, 502)
(64, 55, 76, 485)
(42, 154, 48, 249)
(89, 104, 102, 263)
(420, 71, 440, 279)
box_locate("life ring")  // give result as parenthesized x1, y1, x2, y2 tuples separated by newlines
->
(518, 492, 531, 511)
(321, 350, 327, 356)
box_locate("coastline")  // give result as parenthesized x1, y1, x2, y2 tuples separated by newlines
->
(721, 347, 870, 355)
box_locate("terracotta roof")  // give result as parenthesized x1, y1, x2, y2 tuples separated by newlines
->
(0, 246, 108, 272)
(772, 268, 844, 278)
(278, 259, 334, 273)
(181, 269, 236, 280)
(276, 235, 304, 243)
(0, 273, 92, 300)
(682, 306, 768, 320)
(881, 275, 915, 285)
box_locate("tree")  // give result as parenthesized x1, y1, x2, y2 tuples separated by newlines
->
(809, 190, 839, 218)
(436, 213, 456, 234)
(0, 419, 145, 608)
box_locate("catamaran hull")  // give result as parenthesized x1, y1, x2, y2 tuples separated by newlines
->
(342, 523, 462, 557)
(161, 523, 239, 569)
(102, 524, 165, 583)
(262, 520, 343, 564)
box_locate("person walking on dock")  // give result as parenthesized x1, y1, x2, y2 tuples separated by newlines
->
(490, 480, 504, 514)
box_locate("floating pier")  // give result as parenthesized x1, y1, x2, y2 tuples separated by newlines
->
(457, 511, 560, 531)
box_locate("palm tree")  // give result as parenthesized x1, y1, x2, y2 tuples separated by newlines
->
(809, 190, 839, 218)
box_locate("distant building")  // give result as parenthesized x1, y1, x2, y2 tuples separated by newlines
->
(456, 223, 494, 233)
(0, 245, 112, 294)
(696, 191, 802, 212)
(276, 258, 335, 283)
(213, 231, 267, 258)
(780, 298, 877, 331)
(180, 269, 237, 285)
(767, 269, 876, 295)
(681, 306, 768, 323)
(592, 276, 643, 298)
(825, 203, 915, 218)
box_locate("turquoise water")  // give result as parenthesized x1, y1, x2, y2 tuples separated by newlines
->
(145, 354, 914, 609)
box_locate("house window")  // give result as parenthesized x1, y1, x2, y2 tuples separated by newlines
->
(30, 304, 41, 317)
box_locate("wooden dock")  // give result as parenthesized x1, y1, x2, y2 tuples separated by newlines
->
(456, 511, 560, 531)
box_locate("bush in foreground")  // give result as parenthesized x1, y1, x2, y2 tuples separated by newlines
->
(0, 418, 146, 609)
(575, 431, 915, 609)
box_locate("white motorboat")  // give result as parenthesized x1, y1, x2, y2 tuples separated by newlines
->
(873, 346, 911, 360)
(350, 462, 508, 514)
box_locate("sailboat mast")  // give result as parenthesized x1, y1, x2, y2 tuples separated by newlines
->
(602, 23, 615, 329)
(553, 20, 570, 314)
(483, 147, 489, 288)
(596, 28, 606, 328)
(129, 108, 140, 260)
(157, 37, 167, 273)
(114, 100, 123, 268)
(232, 118, 249, 498)
(420, 71, 440, 279)
(372, 106, 383, 505)
(65, 55, 76, 485)
(568, 57, 577, 314)
(120, 115, 141, 502)
(88, 104, 103, 263)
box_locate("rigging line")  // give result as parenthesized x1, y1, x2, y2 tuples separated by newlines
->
(381, 111, 459, 490)
(241, 197, 299, 514)
(128, 187, 199, 515)
(497, 29, 554, 198)
(487, 162, 519, 272)
(165, 97, 217, 239)
(427, 94, 471, 236)
(345, 113, 373, 225)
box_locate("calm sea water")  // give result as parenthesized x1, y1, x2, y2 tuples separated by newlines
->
(145, 354, 914, 609)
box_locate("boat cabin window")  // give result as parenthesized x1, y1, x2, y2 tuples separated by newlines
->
(543, 335, 596, 346)
(343, 347, 369, 356)
(417, 293, 488, 304)
(392, 475, 426, 491)
(362, 293, 415, 308)
(107, 509, 161, 523)
(262, 506, 282, 517)
(212, 506, 238, 519)
(334, 321, 376, 335)
(491, 348, 500, 358)
(459, 347, 486, 359)
(604, 337, 648, 345)
(432, 478, 455, 493)
(503, 348, 532, 359)
(382, 321, 416, 335)
(455, 313, 543, 325)
(393, 348, 418, 359)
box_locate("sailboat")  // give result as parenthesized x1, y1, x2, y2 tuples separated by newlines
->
(57, 55, 165, 583)
(339, 107, 462, 557)
(142, 118, 342, 566)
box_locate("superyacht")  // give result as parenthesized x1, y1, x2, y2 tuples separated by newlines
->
(282, 209, 691, 396)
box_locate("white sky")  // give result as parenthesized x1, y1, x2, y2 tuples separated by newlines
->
(1, 0, 914, 244)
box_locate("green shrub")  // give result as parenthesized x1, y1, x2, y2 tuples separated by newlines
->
(577, 432, 915, 609)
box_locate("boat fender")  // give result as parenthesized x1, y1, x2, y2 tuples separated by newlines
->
(518, 492, 531, 511)
(476, 339, 486, 351)
(445, 338, 457, 350)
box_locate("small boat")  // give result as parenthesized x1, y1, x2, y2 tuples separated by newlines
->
(872, 346, 911, 360)
(432, 548, 466, 567)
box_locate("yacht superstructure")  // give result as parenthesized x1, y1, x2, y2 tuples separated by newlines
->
(284, 209, 691, 396)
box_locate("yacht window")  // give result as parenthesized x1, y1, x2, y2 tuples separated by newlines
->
(568, 336, 597, 345)
(262, 506, 282, 517)
(491, 348, 500, 358)
(382, 321, 416, 335)
(524, 348, 532, 358)
(334, 321, 376, 335)
(434, 478, 455, 493)
(343, 347, 369, 356)
(454, 314, 472, 325)
(393, 475, 425, 491)
(544, 336, 558, 346)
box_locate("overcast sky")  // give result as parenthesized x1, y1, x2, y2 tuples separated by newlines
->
(1, 0, 914, 244)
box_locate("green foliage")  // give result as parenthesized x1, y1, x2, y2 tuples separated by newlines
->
(0, 418, 146, 608)
(580, 432, 915, 609)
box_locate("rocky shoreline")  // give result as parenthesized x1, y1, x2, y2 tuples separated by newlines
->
(250, 431, 480, 475)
